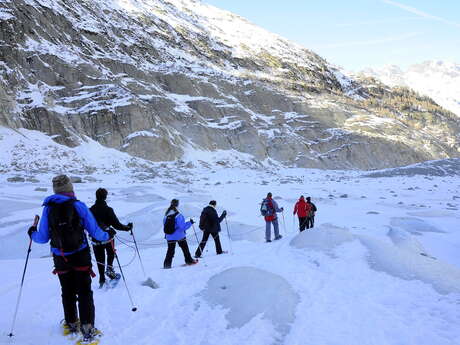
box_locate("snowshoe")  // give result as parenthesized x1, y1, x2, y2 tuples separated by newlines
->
(77, 324, 102, 345)
(105, 267, 117, 280)
(217, 251, 228, 255)
(181, 259, 199, 267)
(274, 235, 282, 240)
(106, 273, 121, 289)
(62, 319, 79, 336)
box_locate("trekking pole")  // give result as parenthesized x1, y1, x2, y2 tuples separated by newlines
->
(130, 227, 146, 277)
(292, 214, 295, 234)
(224, 217, 233, 255)
(8, 215, 39, 337)
(191, 223, 203, 257)
(281, 210, 287, 235)
(111, 240, 137, 312)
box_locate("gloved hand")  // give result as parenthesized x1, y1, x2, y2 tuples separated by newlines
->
(222, 210, 227, 218)
(281, 207, 284, 212)
(190, 219, 195, 224)
(107, 228, 116, 239)
(127, 222, 133, 231)
(293, 212, 295, 215)
(27, 226, 37, 238)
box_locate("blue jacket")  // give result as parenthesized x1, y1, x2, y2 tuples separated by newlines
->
(32, 194, 109, 256)
(164, 210, 192, 241)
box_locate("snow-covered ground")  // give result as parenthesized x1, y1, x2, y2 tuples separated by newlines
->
(0, 160, 459, 345)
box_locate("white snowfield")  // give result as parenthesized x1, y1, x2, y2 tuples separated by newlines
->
(0, 132, 460, 344)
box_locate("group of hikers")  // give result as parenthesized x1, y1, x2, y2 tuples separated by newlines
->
(24, 175, 318, 344)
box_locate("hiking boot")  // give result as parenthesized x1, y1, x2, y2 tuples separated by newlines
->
(186, 259, 198, 266)
(62, 319, 79, 335)
(266, 239, 272, 243)
(163, 265, 171, 269)
(81, 324, 100, 344)
(217, 251, 228, 255)
(105, 267, 117, 280)
(194, 254, 201, 259)
(274, 235, 282, 240)
(98, 281, 105, 289)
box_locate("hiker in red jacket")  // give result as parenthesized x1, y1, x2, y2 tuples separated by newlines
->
(293, 195, 312, 231)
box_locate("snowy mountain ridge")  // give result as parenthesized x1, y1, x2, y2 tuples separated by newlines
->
(361, 60, 460, 117)
(1, 0, 460, 170)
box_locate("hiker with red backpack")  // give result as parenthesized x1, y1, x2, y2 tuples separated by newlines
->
(293, 195, 312, 232)
(27, 175, 112, 344)
(163, 199, 198, 269)
(306, 197, 317, 228)
(195, 200, 227, 258)
(260, 192, 284, 242)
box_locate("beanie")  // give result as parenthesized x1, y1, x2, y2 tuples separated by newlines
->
(52, 175, 74, 194)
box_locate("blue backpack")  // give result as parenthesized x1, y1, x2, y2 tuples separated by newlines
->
(260, 199, 274, 217)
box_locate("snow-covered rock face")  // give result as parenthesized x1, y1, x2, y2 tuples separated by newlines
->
(202, 266, 299, 340)
(362, 61, 460, 117)
(289, 223, 354, 252)
(1, 1, 460, 169)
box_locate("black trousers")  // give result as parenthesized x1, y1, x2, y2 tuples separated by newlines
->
(298, 217, 307, 231)
(195, 231, 223, 257)
(307, 216, 315, 228)
(93, 242, 114, 283)
(53, 247, 95, 326)
(164, 238, 194, 268)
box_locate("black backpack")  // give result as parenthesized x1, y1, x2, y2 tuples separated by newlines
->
(48, 200, 85, 253)
(164, 212, 178, 234)
(199, 210, 207, 230)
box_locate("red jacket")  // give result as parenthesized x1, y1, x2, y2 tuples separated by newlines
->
(293, 198, 311, 218)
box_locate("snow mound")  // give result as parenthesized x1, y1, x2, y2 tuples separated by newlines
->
(202, 267, 299, 338)
(289, 223, 354, 252)
(358, 235, 460, 295)
(406, 210, 459, 218)
(387, 227, 427, 255)
(390, 217, 445, 234)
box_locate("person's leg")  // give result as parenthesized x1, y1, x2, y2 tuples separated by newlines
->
(92, 245, 105, 285)
(306, 217, 311, 229)
(106, 242, 115, 270)
(57, 271, 78, 324)
(273, 219, 280, 238)
(163, 241, 176, 268)
(311, 216, 315, 228)
(212, 233, 223, 254)
(74, 270, 95, 327)
(265, 221, 272, 241)
(195, 231, 210, 257)
(298, 217, 304, 231)
(178, 239, 194, 264)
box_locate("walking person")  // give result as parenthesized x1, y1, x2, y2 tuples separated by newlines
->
(306, 197, 317, 228)
(293, 195, 312, 232)
(195, 200, 227, 258)
(260, 192, 284, 242)
(163, 199, 198, 269)
(27, 175, 112, 343)
(89, 188, 133, 288)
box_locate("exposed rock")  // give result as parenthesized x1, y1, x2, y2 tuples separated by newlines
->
(34, 187, 47, 192)
(7, 176, 25, 182)
(70, 176, 83, 183)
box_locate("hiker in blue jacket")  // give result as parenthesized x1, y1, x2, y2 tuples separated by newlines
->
(28, 175, 112, 343)
(163, 199, 197, 269)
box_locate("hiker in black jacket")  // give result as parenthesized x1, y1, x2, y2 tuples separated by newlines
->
(89, 188, 132, 288)
(306, 197, 317, 228)
(195, 200, 227, 258)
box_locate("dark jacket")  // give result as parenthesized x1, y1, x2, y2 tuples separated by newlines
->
(90, 200, 129, 242)
(200, 206, 225, 233)
(307, 201, 317, 215)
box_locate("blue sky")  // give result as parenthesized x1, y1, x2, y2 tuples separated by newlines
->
(204, 0, 460, 71)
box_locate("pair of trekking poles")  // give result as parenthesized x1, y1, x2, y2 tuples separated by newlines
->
(190, 216, 233, 258)
(8, 217, 150, 337)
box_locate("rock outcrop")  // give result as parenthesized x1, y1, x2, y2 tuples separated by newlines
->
(1, 0, 459, 169)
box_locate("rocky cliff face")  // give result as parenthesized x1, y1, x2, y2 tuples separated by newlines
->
(1, 0, 459, 170)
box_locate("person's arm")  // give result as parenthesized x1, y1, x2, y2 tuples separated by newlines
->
(74, 202, 109, 242)
(176, 213, 192, 231)
(293, 203, 298, 215)
(312, 203, 317, 212)
(217, 209, 226, 223)
(107, 207, 130, 231)
(31, 207, 51, 243)
(273, 200, 283, 213)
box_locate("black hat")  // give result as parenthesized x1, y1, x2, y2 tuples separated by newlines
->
(96, 188, 108, 201)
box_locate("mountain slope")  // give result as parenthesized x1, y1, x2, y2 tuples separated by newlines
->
(362, 61, 460, 117)
(0, 0, 459, 169)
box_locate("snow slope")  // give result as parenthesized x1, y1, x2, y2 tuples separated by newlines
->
(0, 162, 459, 345)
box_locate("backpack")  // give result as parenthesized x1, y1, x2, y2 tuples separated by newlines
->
(199, 210, 207, 230)
(48, 200, 85, 253)
(164, 212, 178, 234)
(260, 199, 274, 217)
